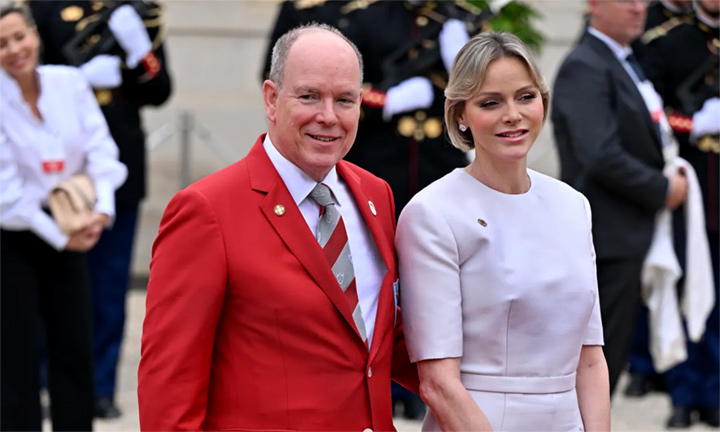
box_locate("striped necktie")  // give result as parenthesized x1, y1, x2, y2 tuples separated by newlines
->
(309, 183, 368, 345)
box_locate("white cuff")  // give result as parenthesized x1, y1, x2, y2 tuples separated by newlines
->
(31, 210, 69, 251)
(94, 180, 117, 225)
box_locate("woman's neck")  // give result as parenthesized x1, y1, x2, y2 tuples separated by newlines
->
(466, 156, 530, 194)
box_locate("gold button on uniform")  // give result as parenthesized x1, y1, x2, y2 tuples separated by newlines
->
(60, 5, 83, 21)
(94, 89, 112, 106)
(424, 118, 442, 139)
(397, 116, 416, 137)
(274, 204, 286, 216)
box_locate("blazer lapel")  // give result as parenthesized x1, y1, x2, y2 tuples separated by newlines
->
(338, 162, 395, 360)
(584, 34, 664, 152)
(247, 136, 361, 341)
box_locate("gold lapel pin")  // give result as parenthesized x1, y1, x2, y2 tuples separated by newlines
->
(477, 218, 487, 227)
(368, 201, 377, 216)
(274, 204, 286, 216)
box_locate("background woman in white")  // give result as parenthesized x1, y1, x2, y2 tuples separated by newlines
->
(0, 3, 126, 430)
(396, 31, 611, 431)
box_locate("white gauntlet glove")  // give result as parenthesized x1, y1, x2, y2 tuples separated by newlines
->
(439, 19, 469, 72)
(691, 97, 720, 140)
(382, 76, 434, 122)
(108, 5, 152, 69)
(79, 55, 122, 88)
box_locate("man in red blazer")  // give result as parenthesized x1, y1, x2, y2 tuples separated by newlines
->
(137, 23, 419, 431)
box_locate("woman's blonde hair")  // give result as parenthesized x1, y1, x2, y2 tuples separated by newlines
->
(444, 31, 549, 152)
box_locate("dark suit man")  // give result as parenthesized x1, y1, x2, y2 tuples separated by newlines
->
(552, 0, 688, 395)
(138, 24, 418, 431)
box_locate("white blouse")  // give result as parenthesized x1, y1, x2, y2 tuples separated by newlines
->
(0, 66, 127, 250)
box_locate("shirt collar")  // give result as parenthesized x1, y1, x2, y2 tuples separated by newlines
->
(587, 27, 633, 60)
(694, 2, 720, 29)
(0, 69, 22, 103)
(661, 0, 690, 14)
(263, 134, 342, 207)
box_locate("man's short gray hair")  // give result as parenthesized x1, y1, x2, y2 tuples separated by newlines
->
(268, 23, 364, 88)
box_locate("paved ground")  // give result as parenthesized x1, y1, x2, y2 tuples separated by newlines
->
(50, 290, 717, 432)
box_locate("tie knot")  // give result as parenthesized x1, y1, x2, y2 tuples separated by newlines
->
(310, 183, 336, 207)
(625, 53, 647, 81)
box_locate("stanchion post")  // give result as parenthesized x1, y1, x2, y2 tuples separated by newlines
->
(180, 111, 192, 189)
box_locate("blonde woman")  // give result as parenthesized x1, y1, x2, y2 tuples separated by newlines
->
(396, 31, 611, 431)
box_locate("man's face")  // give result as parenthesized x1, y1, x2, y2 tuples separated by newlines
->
(263, 31, 362, 182)
(591, 0, 647, 46)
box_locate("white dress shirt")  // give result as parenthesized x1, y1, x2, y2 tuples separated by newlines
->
(0, 66, 127, 250)
(263, 135, 386, 345)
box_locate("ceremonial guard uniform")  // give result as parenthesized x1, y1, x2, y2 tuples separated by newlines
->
(28, 0, 172, 418)
(641, 3, 720, 427)
(646, 0, 693, 30)
(339, 0, 471, 216)
(633, 0, 694, 60)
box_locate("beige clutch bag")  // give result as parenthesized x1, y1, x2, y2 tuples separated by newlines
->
(48, 174, 97, 234)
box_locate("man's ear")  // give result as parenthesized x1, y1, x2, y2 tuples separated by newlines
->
(263, 80, 279, 123)
(588, 0, 599, 14)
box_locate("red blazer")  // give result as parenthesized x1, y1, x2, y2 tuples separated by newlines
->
(138, 135, 419, 431)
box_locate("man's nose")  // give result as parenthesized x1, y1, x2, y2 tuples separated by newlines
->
(316, 99, 338, 125)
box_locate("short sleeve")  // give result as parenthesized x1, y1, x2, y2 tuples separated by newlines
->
(581, 195, 604, 346)
(395, 198, 463, 362)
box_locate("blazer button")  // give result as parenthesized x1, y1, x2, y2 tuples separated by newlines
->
(363, 429, 373, 432)
(367, 367, 373, 378)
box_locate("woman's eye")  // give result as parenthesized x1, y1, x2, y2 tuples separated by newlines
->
(480, 100, 498, 108)
(520, 93, 537, 101)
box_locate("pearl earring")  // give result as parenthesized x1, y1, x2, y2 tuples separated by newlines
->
(459, 124, 467, 132)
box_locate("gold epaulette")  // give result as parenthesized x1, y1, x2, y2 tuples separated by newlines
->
(340, 0, 381, 15)
(453, 0, 483, 16)
(295, 0, 327, 10)
(640, 16, 691, 45)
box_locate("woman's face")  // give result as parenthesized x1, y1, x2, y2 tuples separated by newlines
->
(0, 12, 39, 80)
(459, 56, 544, 165)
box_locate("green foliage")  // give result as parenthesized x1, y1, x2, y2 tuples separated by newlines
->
(466, 0, 545, 53)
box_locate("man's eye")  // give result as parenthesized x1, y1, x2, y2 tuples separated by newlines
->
(299, 94, 316, 100)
